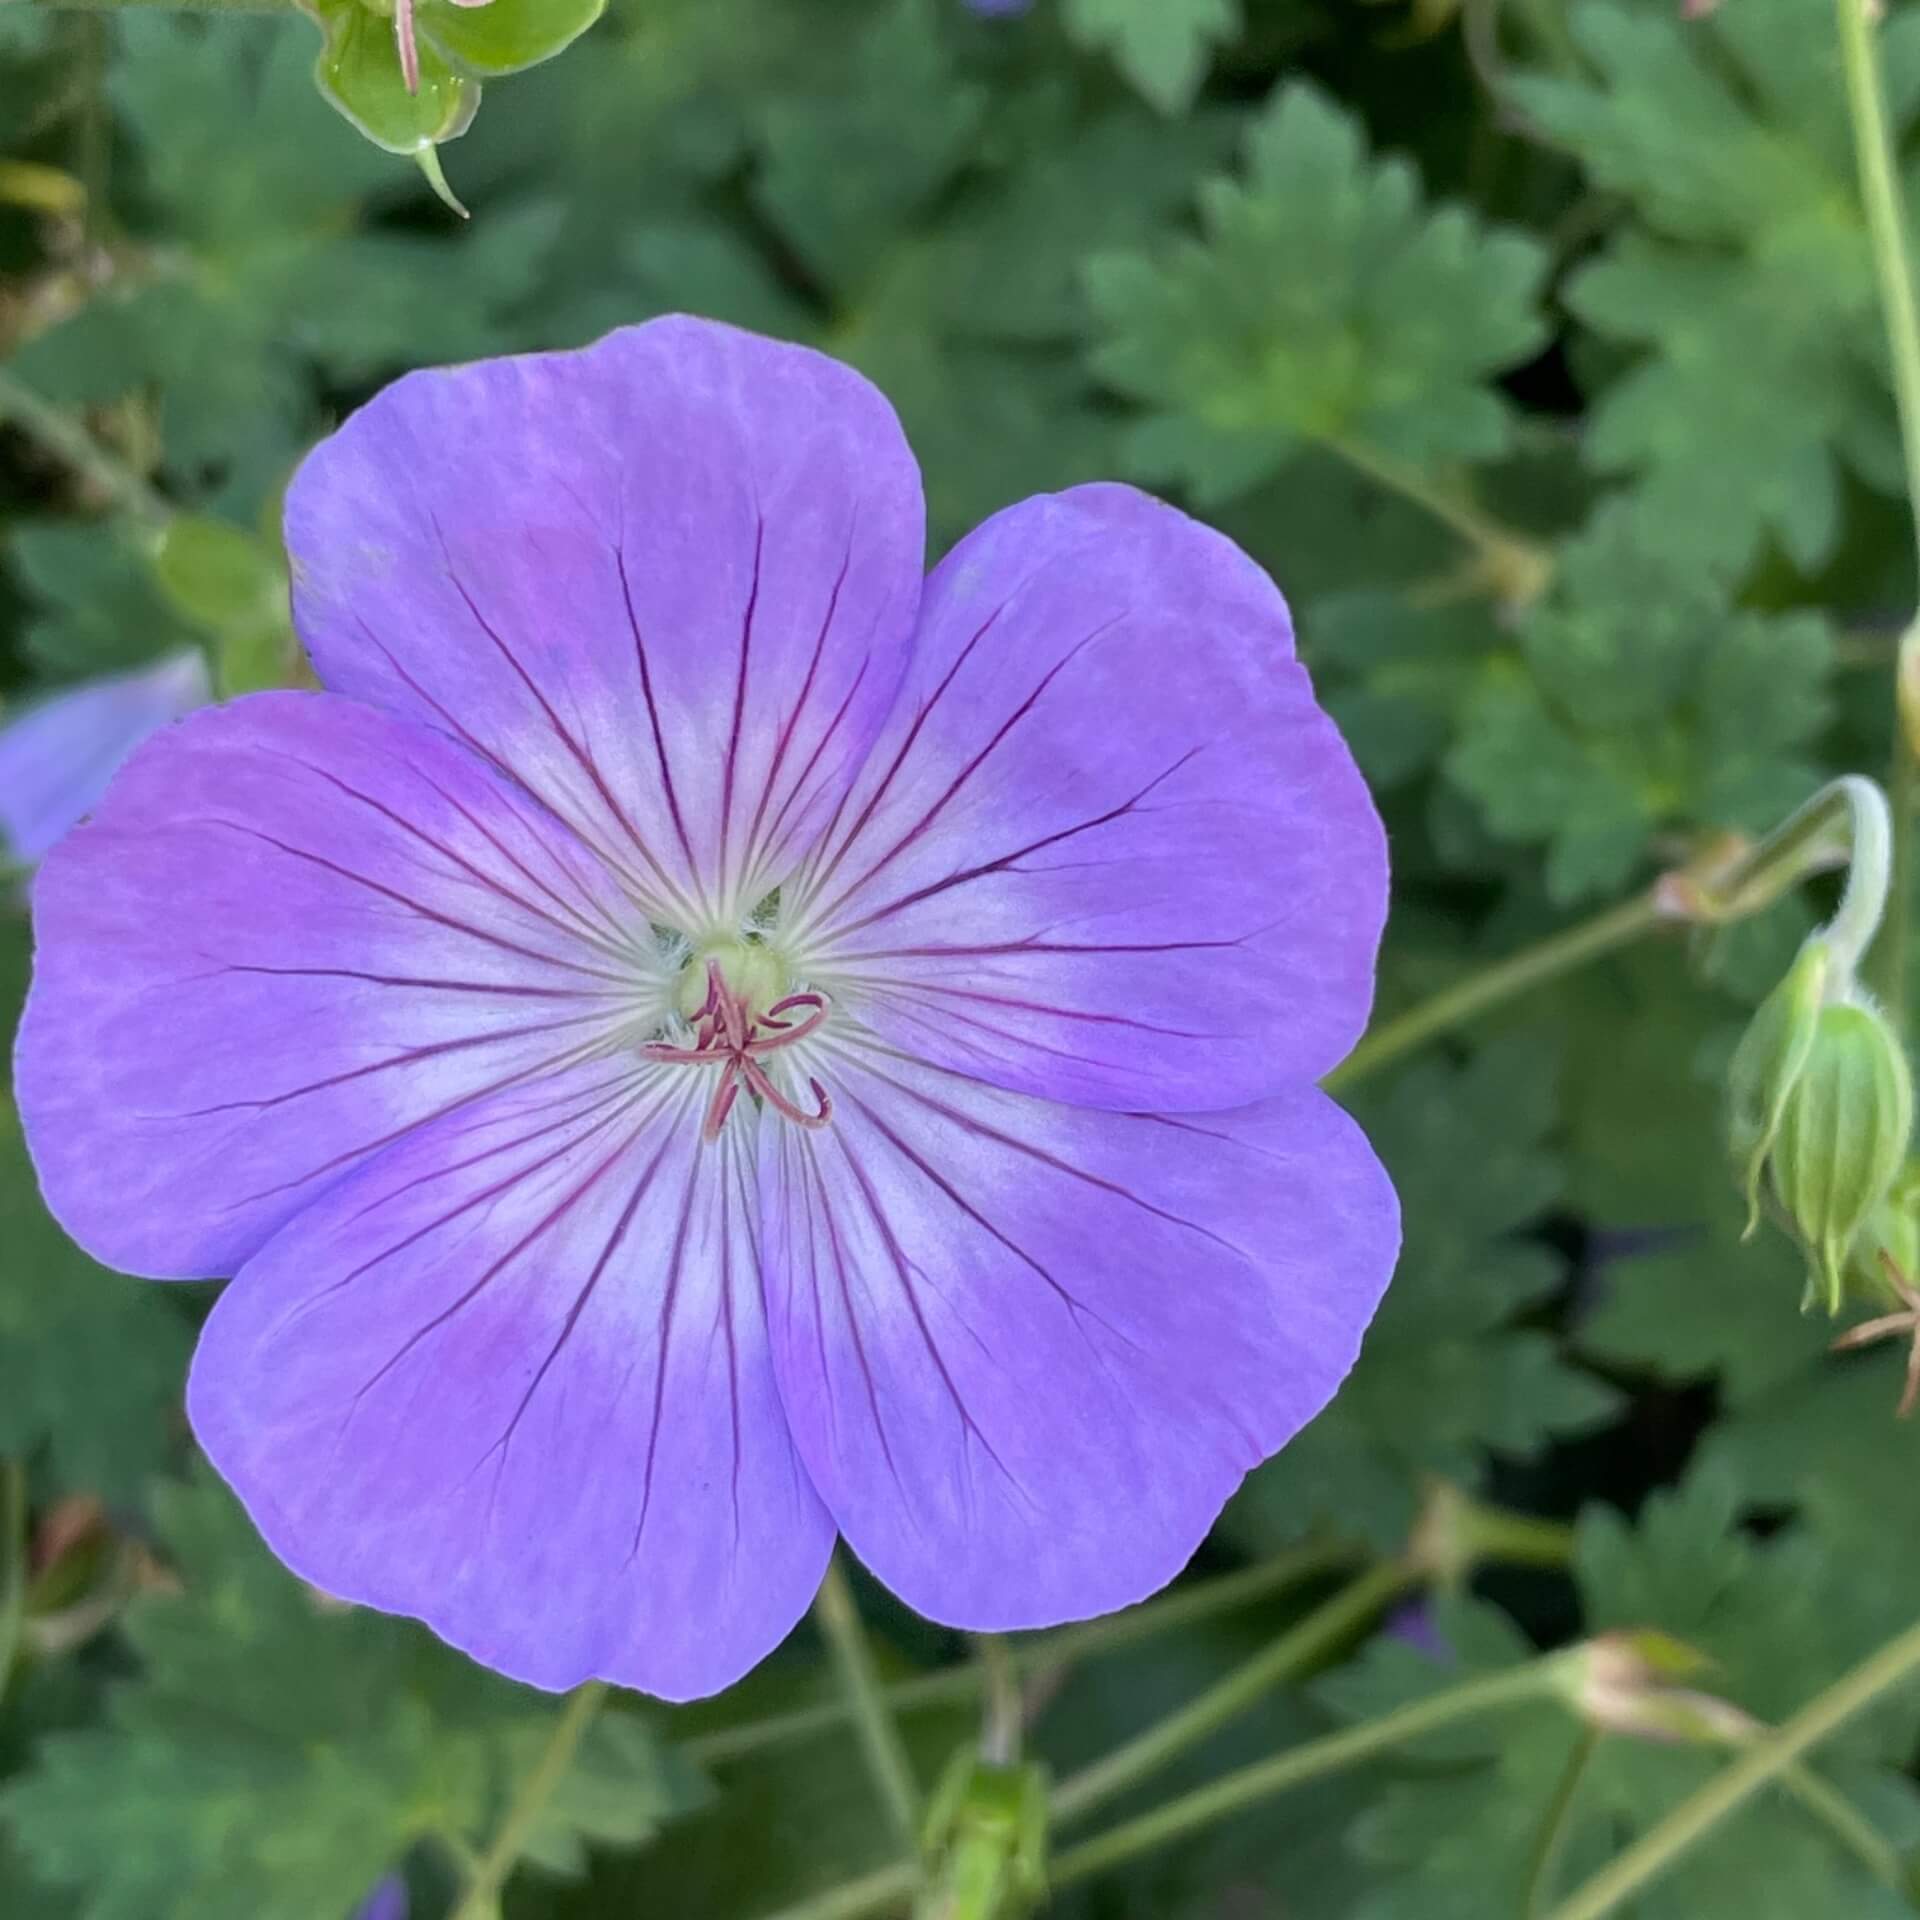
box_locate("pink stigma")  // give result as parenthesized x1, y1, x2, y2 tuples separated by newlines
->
(641, 958, 833, 1143)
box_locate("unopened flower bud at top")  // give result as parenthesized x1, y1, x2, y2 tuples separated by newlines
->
(1728, 935, 1914, 1314)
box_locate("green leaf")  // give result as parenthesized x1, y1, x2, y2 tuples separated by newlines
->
(1306, 591, 1504, 791)
(751, 0, 985, 294)
(7, 23, 557, 515)
(1446, 507, 1833, 902)
(1062, 0, 1240, 116)
(4, 525, 197, 681)
(1512, 0, 1919, 570)
(1227, 1037, 1616, 1553)
(0, 1470, 706, 1920)
(1087, 80, 1547, 505)
(0, 1096, 194, 1503)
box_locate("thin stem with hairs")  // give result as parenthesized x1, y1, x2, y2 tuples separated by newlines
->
(1837, 0, 1920, 1023)
(813, 1556, 922, 1850)
(1544, 1614, 1920, 1920)
(448, 1681, 606, 1920)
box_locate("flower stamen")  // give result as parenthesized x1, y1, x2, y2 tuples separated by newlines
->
(641, 957, 833, 1141)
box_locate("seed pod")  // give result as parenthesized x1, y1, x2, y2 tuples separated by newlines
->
(1766, 997, 1913, 1314)
(1727, 938, 1830, 1236)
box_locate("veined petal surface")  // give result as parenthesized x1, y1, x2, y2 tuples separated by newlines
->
(17, 692, 659, 1278)
(190, 1061, 833, 1701)
(780, 484, 1387, 1111)
(758, 1029, 1398, 1629)
(284, 316, 927, 931)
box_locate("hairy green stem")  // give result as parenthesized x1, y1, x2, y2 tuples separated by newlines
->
(0, 1462, 25, 1711)
(815, 1557, 922, 1850)
(1332, 774, 1891, 1095)
(1049, 1656, 1568, 1892)
(449, 1681, 606, 1920)
(1049, 1560, 1416, 1826)
(976, 1633, 1021, 1767)
(758, 1860, 920, 1920)
(1544, 1615, 1920, 1920)
(1523, 1728, 1597, 1917)
(0, 365, 170, 522)
(1328, 891, 1664, 1092)
(1326, 433, 1553, 604)
(684, 1539, 1356, 1767)
(1776, 1760, 1903, 1891)
(1838, 0, 1920, 1022)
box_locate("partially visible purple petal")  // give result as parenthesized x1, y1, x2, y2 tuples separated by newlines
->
(966, 0, 1033, 13)
(189, 1062, 834, 1702)
(17, 692, 659, 1279)
(352, 1876, 408, 1920)
(284, 318, 926, 933)
(758, 1028, 1397, 1630)
(0, 649, 209, 868)
(1386, 1600, 1453, 1665)
(780, 485, 1386, 1112)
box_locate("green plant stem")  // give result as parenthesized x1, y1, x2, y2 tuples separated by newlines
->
(814, 1556, 922, 1850)
(977, 1632, 1021, 1766)
(1545, 1615, 1920, 1920)
(1049, 1656, 1566, 1893)
(684, 1539, 1356, 1768)
(1838, 0, 1920, 1022)
(1776, 1760, 1902, 1890)
(1327, 891, 1664, 1092)
(759, 1860, 921, 1920)
(0, 365, 169, 523)
(448, 1681, 605, 1920)
(1331, 773, 1896, 1095)
(1049, 1560, 1416, 1826)
(1523, 1728, 1597, 1917)
(0, 1461, 25, 1711)
(1326, 433, 1552, 600)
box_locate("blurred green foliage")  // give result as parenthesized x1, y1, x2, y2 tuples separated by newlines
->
(4, 0, 1920, 1915)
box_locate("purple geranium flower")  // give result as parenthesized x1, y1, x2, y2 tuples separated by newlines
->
(17, 318, 1397, 1701)
(352, 1876, 407, 1920)
(0, 648, 210, 871)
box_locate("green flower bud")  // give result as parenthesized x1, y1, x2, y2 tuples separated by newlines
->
(1729, 938, 1830, 1236)
(1729, 936, 1913, 1314)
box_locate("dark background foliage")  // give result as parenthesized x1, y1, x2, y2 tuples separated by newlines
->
(3, 0, 1919, 1914)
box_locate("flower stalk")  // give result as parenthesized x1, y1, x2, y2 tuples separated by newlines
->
(0, 366, 171, 525)
(448, 1680, 606, 1920)
(1048, 1655, 1569, 1892)
(683, 1539, 1357, 1767)
(814, 1556, 923, 1851)
(1837, 0, 1920, 1026)
(1325, 432, 1554, 608)
(1332, 777, 1892, 1098)
(1543, 1612, 1920, 1920)
(1049, 1559, 1417, 1825)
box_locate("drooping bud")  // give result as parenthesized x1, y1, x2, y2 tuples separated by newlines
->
(1551, 1631, 1755, 1746)
(1728, 937, 1829, 1234)
(1727, 936, 1914, 1314)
